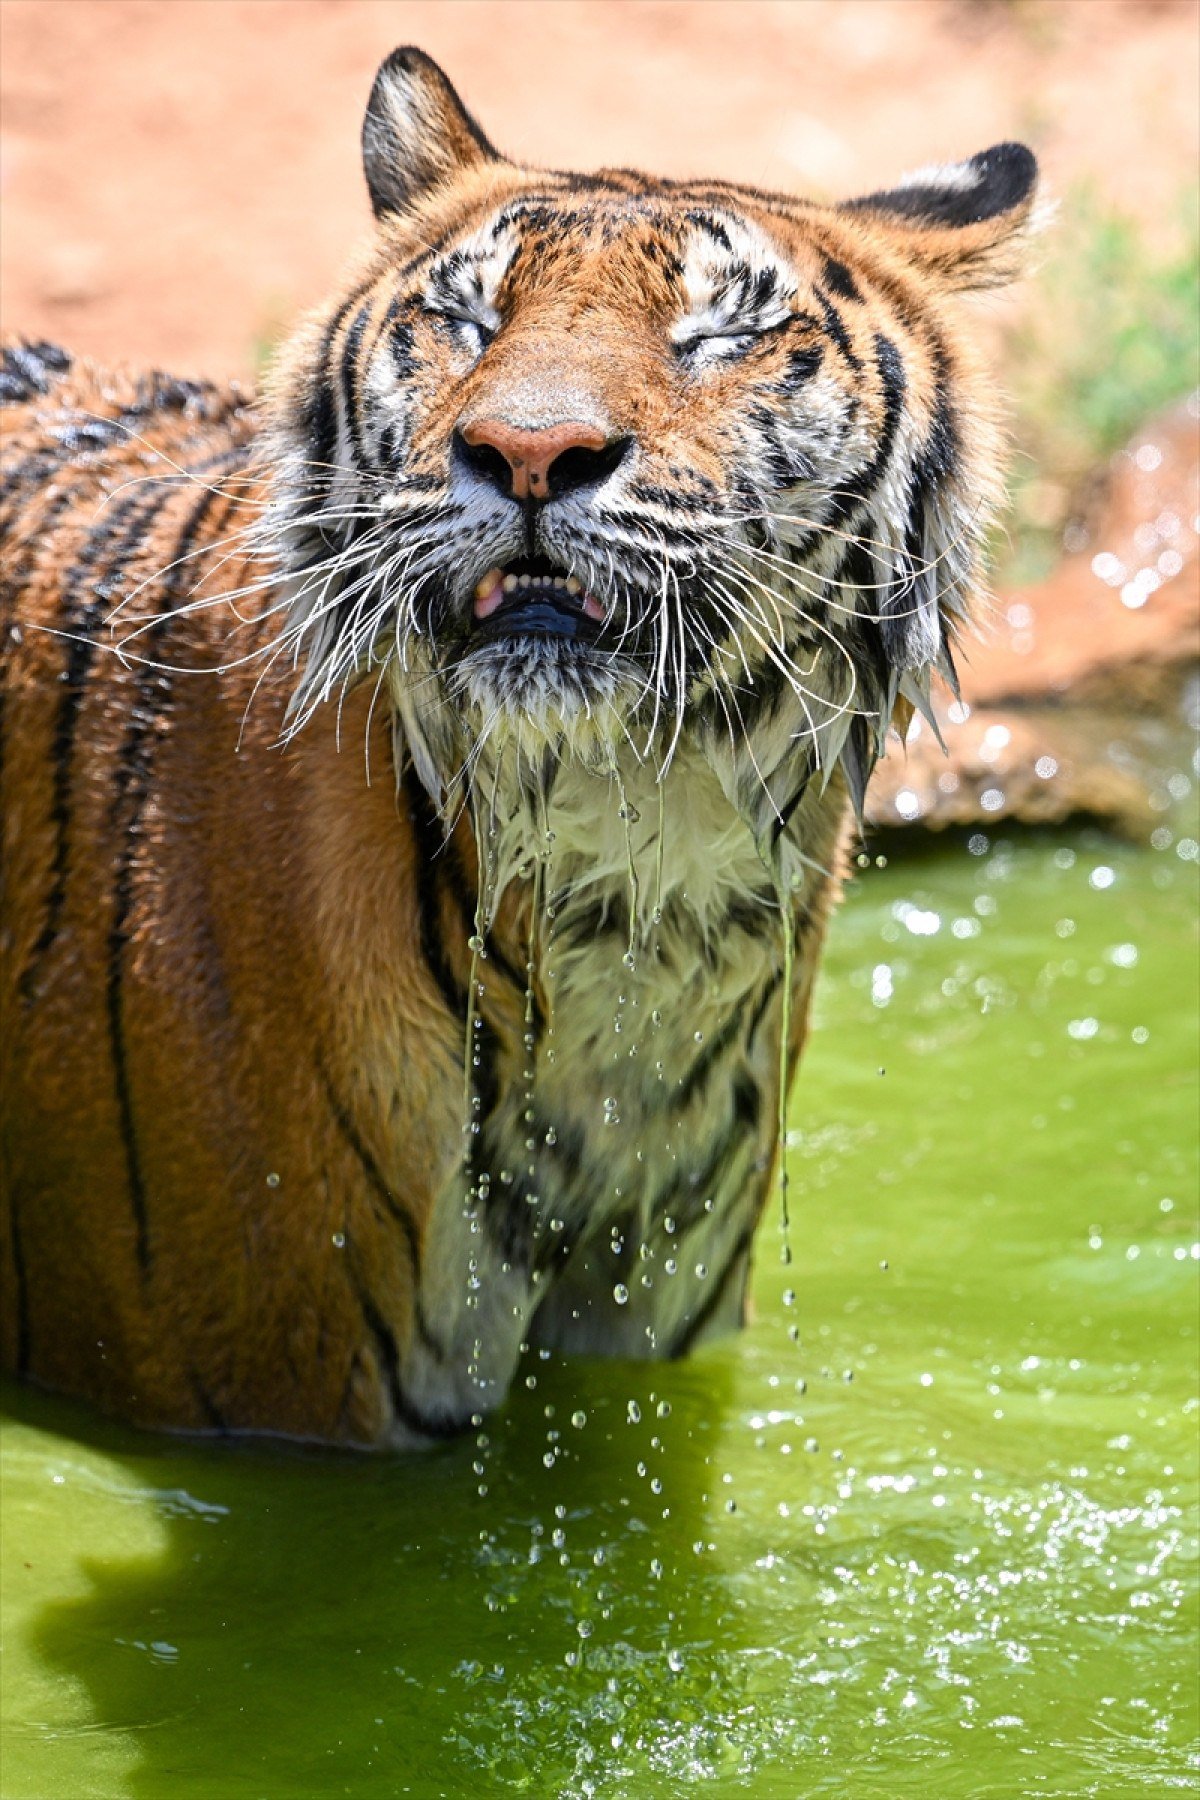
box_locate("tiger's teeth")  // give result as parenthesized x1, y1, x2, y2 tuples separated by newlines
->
(565, 576, 582, 596)
(502, 573, 518, 593)
(472, 566, 506, 620)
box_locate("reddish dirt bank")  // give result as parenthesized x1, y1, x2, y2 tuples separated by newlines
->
(869, 398, 1200, 839)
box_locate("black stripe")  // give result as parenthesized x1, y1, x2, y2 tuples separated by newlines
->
(289, 277, 380, 525)
(0, 339, 71, 402)
(675, 996, 750, 1108)
(728, 657, 790, 737)
(778, 344, 824, 393)
(821, 255, 861, 304)
(316, 1052, 443, 1362)
(651, 1109, 750, 1233)
(0, 480, 87, 807)
(825, 332, 906, 532)
(770, 770, 812, 847)
(444, 831, 540, 1028)
(351, 1270, 462, 1441)
(670, 1224, 754, 1358)
(16, 484, 180, 1005)
(17, 451, 245, 1006)
(188, 1370, 229, 1434)
(0, 447, 68, 509)
(400, 766, 468, 1020)
(337, 301, 374, 471)
(106, 483, 235, 1275)
(731, 1071, 762, 1129)
(745, 978, 778, 1052)
(814, 287, 862, 372)
(302, 375, 339, 486)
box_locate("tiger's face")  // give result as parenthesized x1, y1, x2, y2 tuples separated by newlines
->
(268, 48, 1038, 824)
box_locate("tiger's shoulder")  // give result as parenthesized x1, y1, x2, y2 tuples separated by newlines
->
(1, 337, 257, 484)
(1, 339, 267, 671)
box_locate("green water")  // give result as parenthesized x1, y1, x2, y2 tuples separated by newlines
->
(2, 830, 1197, 1800)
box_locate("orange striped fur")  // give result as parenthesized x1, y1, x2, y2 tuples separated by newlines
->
(0, 51, 1038, 1444)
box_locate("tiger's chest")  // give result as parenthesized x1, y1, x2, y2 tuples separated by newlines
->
(403, 747, 823, 1430)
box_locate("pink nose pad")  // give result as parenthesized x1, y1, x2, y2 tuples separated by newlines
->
(460, 418, 610, 500)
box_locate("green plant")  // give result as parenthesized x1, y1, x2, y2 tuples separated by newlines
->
(998, 184, 1200, 585)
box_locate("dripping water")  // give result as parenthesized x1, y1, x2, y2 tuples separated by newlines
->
(774, 872, 795, 1266)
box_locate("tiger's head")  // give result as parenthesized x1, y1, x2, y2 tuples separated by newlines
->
(266, 47, 1039, 834)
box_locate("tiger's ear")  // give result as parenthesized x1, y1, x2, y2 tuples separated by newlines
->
(362, 47, 500, 219)
(840, 143, 1041, 290)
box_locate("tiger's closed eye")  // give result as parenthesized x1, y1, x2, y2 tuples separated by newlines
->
(432, 310, 495, 357)
(674, 328, 759, 367)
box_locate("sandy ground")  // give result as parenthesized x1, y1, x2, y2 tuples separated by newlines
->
(2, 0, 1197, 377)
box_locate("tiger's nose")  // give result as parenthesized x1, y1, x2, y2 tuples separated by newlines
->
(456, 418, 630, 501)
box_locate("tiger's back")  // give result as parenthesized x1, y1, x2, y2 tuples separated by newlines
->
(1, 343, 484, 1442)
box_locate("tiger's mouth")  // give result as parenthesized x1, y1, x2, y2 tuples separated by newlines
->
(470, 555, 607, 645)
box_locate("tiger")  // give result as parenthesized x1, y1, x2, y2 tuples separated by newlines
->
(0, 48, 1039, 1447)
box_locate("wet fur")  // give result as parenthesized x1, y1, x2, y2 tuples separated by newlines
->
(0, 50, 1038, 1444)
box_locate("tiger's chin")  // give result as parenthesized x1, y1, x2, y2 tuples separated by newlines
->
(451, 637, 640, 759)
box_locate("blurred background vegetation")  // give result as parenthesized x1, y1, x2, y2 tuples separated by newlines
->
(1000, 183, 1199, 585)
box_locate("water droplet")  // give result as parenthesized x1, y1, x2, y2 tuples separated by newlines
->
(656, 1399, 671, 1418)
(651, 1009, 663, 1028)
(571, 1410, 587, 1429)
(467, 933, 484, 953)
(544, 1126, 558, 1147)
(331, 1231, 346, 1249)
(613, 1284, 629, 1305)
(627, 1399, 641, 1423)
(667, 1648, 685, 1673)
(693, 1030, 704, 1044)
(603, 1097, 620, 1125)
(542, 1451, 555, 1469)
(265, 1171, 280, 1189)
(694, 1263, 708, 1280)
